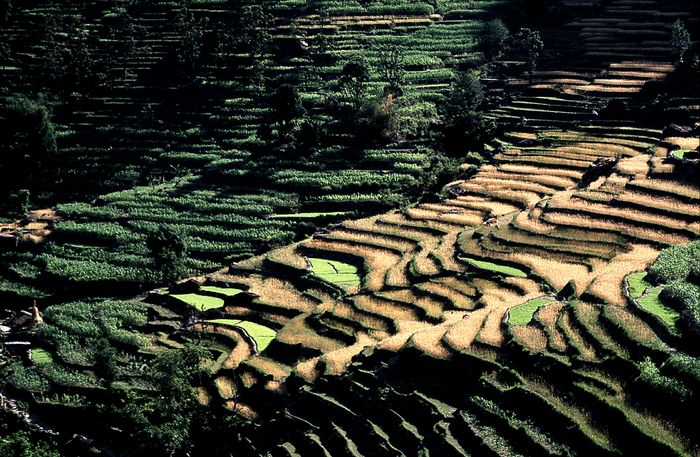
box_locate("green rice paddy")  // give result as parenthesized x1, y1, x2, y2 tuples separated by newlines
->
(31, 348, 54, 365)
(199, 286, 243, 296)
(627, 272, 650, 299)
(205, 319, 276, 352)
(509, 298, 554, 326)
(308, 257, 362, 289)
(171, 293, 225, 311)
(459, 256, 529, 278)
(626, 273, 679, 327)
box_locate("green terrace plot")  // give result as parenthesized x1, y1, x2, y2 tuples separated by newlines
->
(199, 286, 244, 297)
(171, 293, 226, 312)
(626, 272, 679, 328)
(671, 150, 691, 159)
(31, 349, 54, 365)
(205, 319, 277, 353)
(308, 257, 362, 289)
(0, 0, 509, 303)
(509, 297, 556, 326)
(459, 256, 529, 278)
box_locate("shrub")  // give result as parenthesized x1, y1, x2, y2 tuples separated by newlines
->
(439, 71, 496, 155)
(479, 19, 510, 61)
(671, 20, 691, 63)
(377, 45, 406, 95)
(664, 353, 700, 383)
(647, 242, 694, 284)
(147, 225, 188, 285)
(0, 95, 56, 198)
(636, 357, 690, 400)
(513, 28, 543, 77)
(660, 282, 700, 336)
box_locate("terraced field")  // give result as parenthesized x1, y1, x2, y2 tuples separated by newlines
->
(0, 0, 514, 302)
(1, 0, 699, 455)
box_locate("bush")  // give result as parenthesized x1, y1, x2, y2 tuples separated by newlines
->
(479, 19, 510, 61)
(0, 95, 56, 199)
(0, 430, 61, 457)
(636, 357, 690, 400)
(147, 225, 188, 285)
(660, 281, 700, 336)
(439, 71, 496, 155)
(648, 241, 698, 284)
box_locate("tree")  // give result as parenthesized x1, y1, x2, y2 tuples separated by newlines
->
(65, 31, 104, 97)
(38, 15, 66, 91)
(440, 71, 495, 155)
(671, 20, 691, 64)
(174, 0, 204, 78)
(104, 7, 144, 86)
(479, 19, 510, 61)
(93, 338, 119, 385)
(147, 226, 187, 285)
(270, 84, 305, 140)
(0, 96, 57, 199)
(377, 45, 406, 95)
(340, 58, 371, 110)
(240, 5, 273, 58)
(9, 189, 30, 217)
(295, 119, 327, 154)
(386, 97, 439, 142)
(105, 343, 208, 457)
(513, 28, 543, 78)
(444, 70, 485, 114)
(1, 0, 13, 24)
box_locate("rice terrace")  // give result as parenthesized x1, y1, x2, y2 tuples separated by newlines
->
(0, 0, 699, 455)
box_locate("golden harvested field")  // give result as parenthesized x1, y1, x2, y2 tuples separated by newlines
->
(535, 302, 568, 352)
(511, 325, 549, 352)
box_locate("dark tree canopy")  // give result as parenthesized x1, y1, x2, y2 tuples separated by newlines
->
(147, 225, 188, 285)
(377, 45, 406, 95)
(270, 83, 306, 139)
(671, 20, 692, 63)
(479, 19, 510, 61)
(340, 58, 371, 109)
(0, 96, 57, 199)
(440, 71, 495, 155)
(514, 27, 544, 77)
(240, 4, 274, 58)
(105, 343, 209, 457)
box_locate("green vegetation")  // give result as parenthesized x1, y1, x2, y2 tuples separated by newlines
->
(459, 256, 528, 278)
(0, 430, 61, 457)
(148, 225, 188, 285)
(0, 96, 56, 204)
(626, 272, 680, 327)
(636, 357, 690, 400)
(647, 241, 699, 284)
(205, 319, 276, 352)
(308, 257, 362, 288)
(513, 28, 544, 77)
(509, 298, 554, 325)
(644, 241, 700, 336)
(199, 286, 243, 297)
(171, 293, 225, 311)
(671, 19, 692, 63)
(0, 0, 698, 455)
(30, 348, 54, 365)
